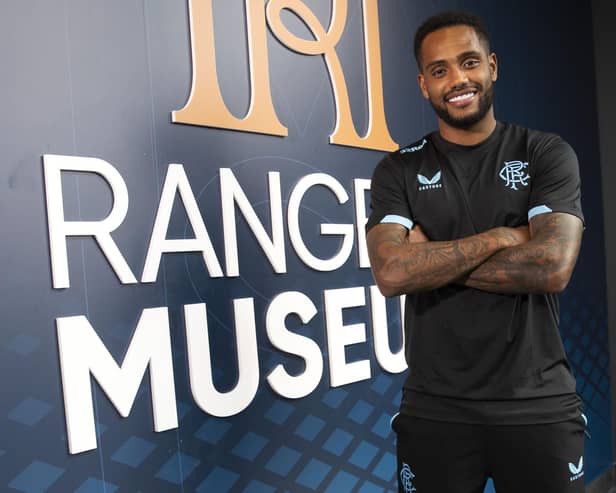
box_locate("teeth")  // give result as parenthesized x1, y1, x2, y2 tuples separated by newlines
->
(448, 92, 475, 102)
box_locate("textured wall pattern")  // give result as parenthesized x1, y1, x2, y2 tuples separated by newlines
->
(0, 1, 610, 492)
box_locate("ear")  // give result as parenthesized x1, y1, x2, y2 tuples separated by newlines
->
(489, 53, 498, 82)
(417, 73, 429, 99)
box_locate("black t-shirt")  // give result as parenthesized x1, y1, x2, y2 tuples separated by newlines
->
(367, 122, 584, 424)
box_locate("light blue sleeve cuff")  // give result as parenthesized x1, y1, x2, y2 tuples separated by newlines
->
(390, 412, 400, 430)
(528, 205, 553, 221)
(380, 214, 414, 230)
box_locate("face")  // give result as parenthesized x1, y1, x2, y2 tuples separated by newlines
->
(417, 25, 498, 130)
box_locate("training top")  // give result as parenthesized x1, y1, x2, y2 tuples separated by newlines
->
(366, 121, 584, 424)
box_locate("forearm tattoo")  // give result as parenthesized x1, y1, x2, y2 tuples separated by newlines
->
(464, 213, 582, 294)
(367, 224, 507, 295)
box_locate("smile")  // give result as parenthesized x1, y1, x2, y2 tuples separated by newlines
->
(447, 91, 477, 104)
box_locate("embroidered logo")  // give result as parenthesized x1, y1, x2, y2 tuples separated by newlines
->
(400, 463, 417, 493)
(499, 160, 530, 190)
(568, 456, 584, 482)
(400, 138, 427, 154)
(417, 171, 442, 191)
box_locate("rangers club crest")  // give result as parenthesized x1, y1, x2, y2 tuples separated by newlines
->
(499, 160, 530, 190)
(400, 463, 417, 492)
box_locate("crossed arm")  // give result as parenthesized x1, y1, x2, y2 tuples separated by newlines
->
(366, 212, 583, 297)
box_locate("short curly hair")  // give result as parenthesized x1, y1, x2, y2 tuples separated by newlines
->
(414, 11, 490, 67)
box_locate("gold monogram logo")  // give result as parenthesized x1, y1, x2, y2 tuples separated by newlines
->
(172, 0, 398, 152)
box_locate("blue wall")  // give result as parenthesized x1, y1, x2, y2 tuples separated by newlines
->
(0, 1, 610, 492)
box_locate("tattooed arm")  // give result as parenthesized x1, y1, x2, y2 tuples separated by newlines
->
(366, 223, 529, 297)
(460, 212, 583, 293)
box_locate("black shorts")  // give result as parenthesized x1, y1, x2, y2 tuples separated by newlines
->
(393, 414, 586, 493)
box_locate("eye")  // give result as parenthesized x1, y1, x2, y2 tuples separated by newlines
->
(463, 58, 480, 69)
(431, 67, 446, 78)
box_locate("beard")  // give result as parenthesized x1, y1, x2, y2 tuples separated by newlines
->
(430, 80, 495, 129)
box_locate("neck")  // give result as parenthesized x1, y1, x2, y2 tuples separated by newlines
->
(437, 110, 497, 145)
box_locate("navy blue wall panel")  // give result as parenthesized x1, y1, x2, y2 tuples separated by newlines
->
(0, 1, 610, 492)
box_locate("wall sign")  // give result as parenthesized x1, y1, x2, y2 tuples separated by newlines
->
(172, 0, 398, 151)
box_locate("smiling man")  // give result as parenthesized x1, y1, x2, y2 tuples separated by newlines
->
(366, 11, 585, 493)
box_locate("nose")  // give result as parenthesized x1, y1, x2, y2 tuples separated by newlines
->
(449, 65, 470, 88)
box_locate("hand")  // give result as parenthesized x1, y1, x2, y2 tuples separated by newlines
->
(509, 225, 530, 245)
(407, 224, 429, 243)
(494, 225, 530, 248)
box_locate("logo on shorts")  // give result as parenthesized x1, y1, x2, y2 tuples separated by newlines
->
(499, 160, 530, 190)
(417, 171, 442, 191)
(568, 456, 584, 482)
(400, 463, 417, 492)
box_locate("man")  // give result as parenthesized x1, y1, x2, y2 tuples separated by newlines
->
(366, 11, 585, 493)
